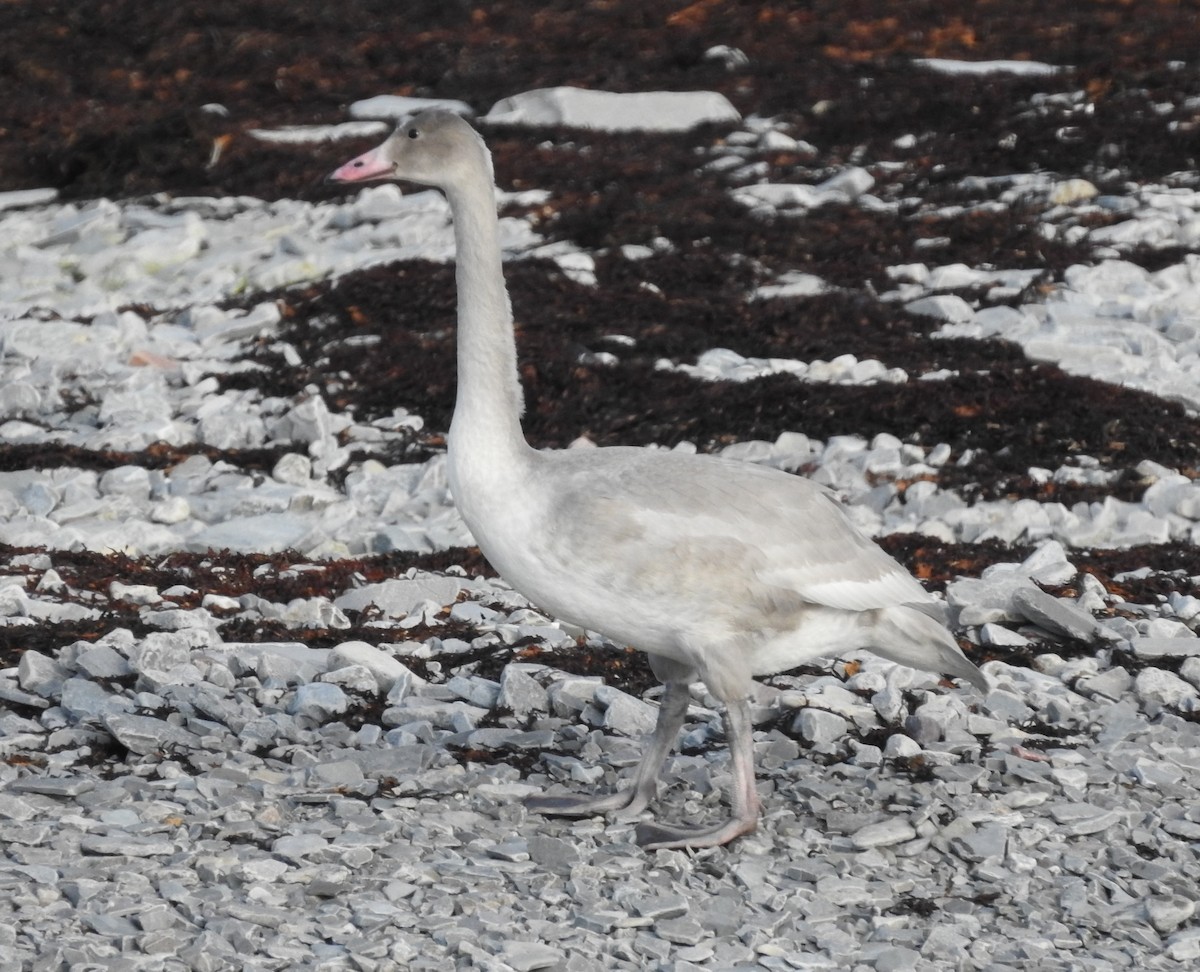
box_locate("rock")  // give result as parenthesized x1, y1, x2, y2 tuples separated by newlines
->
(271, 834, 328, 863)
(17, 650, 70, 698)
(272, 452, 311, 484)
(1128, 637, 1200, 660)
(60, 678, 133, 720)
(1046, 803, 1124, 836)
(1135, 669, 1197, 709)
(445, 674, 501, 708)
(0, 792, 38, 821)
(98, 465, 151, 500)
(309, 759, 365, 788)
(793, 708, 849, 746)
(883, 734, 923, 759)
(654, 916, 707, 946)
(979, 623, 1031, 648)
(288, 682, 350, 721)
(817, 166, 874, 201)
(74, 643, 134, 679)
(633, 894, 689, 920)
(498, 664, 549, 717)
(385, 662, 427, 704)
(79, 834, 175, 857)
(498, 941, 565, 971)
(547, 677, 602, 717)
(320, 663, 379, 694)
(1011, 587, 1111, 643)
(946, 569, 1036, 626)
(851, 818, 917, 850)
(1020, 540, 1077, 585)
(333, 576, 461, 617)
(593, 685, 658, 736)
(349, 94, 474, 121)
(484, 86, 740, 132)
(103, 713, 198, 756)
(950, 822, 1008, 862)
(382, 699, 488, 731)
(527, 834, 580, 870)
(874, 946, 921, 972)
(903, 712, 944, 746)
(1167, 928, 1200, 962)
(328, 640, 412, 693)
(1078, 667, 1133, 701)
(1147, 895, 1195, 934)
(904, 294, 975, 323)
(1048, 178, 1099, 205)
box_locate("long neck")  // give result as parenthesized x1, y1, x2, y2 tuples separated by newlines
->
(443, 169, 527, 455)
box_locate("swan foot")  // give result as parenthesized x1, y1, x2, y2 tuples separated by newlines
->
(525, 787, 645, 819)
(527, 678, 691, 823)
(634, 812, 758, 851)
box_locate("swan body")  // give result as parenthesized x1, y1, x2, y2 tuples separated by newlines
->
(330, 112, 987, 849)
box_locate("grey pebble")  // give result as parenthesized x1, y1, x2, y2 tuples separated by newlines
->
(103, 712, 198, 756)
(287, 681, 350, 721)
(1129, 636, 1200, 660)
(17, 650, 70, 698)
(74, 643, 134, 679)
(851, 818, 917, 850)
(499, 663, 550, 717)
(594, 685, 658, 736)
(79, 834, 175, 857)
(794, 708, 849, 746)
(1012, 586, 1114, 643)
(633, 893, 689, 920)
(500, 941, 565, 971)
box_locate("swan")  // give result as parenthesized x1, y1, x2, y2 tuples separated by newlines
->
(329, 111, 988, 850)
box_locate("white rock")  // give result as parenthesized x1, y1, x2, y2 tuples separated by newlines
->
(320, 663, 379, 695)
(329, 640, 414, 693)
(905, 294, 975, 323)
(1135, 669, 1198, 708)
(484, 87, 740, 132)
(110, 581, 162, 605)
(913, 58, 1063, 77)
(248, 121, 390, 144)
(793, 708, 849, 746)
(593, 685, 658, 736)
(288, 682, 350, 721)
(851, 818, 917, 849)
(334, 576, 461, 617)
(498, 665, 549, 718)
(272, 452, 311, 485)
(349, 95, 474, 121)
(0, 187, 59, 210)
(1147, 896, 1195, 934)
(1049, 179, 1099, 205)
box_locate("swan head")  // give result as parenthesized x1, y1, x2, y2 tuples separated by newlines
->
(328, 110, 493, 190)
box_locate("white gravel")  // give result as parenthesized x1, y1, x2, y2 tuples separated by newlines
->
(2, 82, 1200, 971)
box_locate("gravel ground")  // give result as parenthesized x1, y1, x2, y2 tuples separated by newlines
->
(3, 4, 1200, 971)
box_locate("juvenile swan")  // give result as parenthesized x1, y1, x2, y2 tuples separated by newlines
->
(329, 112, 987, 850)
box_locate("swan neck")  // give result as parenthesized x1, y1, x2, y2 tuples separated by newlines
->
(444, 172, 526, 453)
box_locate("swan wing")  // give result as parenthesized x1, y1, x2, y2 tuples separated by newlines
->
(542, 448, 932, 613)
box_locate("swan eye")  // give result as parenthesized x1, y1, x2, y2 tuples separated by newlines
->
(408, 128, 420, 139)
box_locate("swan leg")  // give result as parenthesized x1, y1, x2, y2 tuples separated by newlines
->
(634, 696, 760, 850)
(526, 679, 691, 819)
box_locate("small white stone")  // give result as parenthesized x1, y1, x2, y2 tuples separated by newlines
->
(905, 294, 975, 323)
(484, 87, 740, 132)
(329, 640, 414, 694)
(851, 818, 917, 849)
(1135, 668, 1197, 708)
